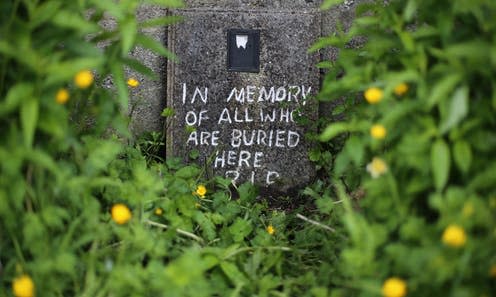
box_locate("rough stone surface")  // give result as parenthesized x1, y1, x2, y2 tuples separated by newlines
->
(128, 5, 169, 136)
(183, 0, 322, 10)
(124, 0, 364, 193)
(167, 4, 321, 191)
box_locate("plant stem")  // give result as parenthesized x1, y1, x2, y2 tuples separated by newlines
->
(296, 213, 336, 233)
(144, 219, 204, 243)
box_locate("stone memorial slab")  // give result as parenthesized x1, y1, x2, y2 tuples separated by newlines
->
(167, 4, 320, 192)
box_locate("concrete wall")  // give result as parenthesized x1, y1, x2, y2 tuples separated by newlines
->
(128, 0, 360, 136)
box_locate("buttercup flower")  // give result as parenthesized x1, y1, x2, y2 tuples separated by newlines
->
(442, 224, 467, 247)
(55, 88, 69, 104)
(366, 157, 388, 178)
(382, 277, 407, 297)
(194, 185, 207, 198)
(370, 124, 387, 140)
(394, 83, 409, 96)
(74, 70, 94, 89)
(266, 225, 275, 235)
(154, 208, 163, 216)
(12, 275, 34, 297)
(364, 87, 384, 104)
(127, 78, 139, 88)
(111, 203, 132, 224)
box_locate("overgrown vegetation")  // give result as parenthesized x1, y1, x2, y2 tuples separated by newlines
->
(313, 0, 496, 295)
(1, 0, 495, 297)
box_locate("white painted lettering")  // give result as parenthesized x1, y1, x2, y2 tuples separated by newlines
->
(214, 150, 225, 168)
(186, 131, 198, 146)
(227, 150, 237, 166)
(287, 131, 300, 147)
(225, 170, 240, 182)
(266, 171, 280, 185)
(246, 85, 256, 102)
(275, 130, 286, 148)
(254, 152, 263, 168)
(218, 108, 232, 124)
(238, 150, 251, 167)
(226, 87, 245, 103)
(258, 86, 275, 102)
(185, 111, 197, 126)
(231, 129, 242, 148)
(275, 87, 286, 102)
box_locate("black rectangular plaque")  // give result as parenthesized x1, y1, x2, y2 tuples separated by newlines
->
(227, 29, 260, 73)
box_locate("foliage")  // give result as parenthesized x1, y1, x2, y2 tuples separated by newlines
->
(314, 0, 496, 295)
(0, 1, 343, 296)
(2, 0, 495, 296)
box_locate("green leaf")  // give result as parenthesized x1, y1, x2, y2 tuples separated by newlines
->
(229, 218, 253, 242)
(142, 0, 184, 8)
(321, 0, 345, 10)
(403, 0, 417, 21)
(194, 212, 217, 241)
(30, 1, 62, 29)
(319, 122, 350, 142)
(0, 83, 34, 116)
(174, 165, 200, 179)
(139, 15, 183, 28)
(45, 57, 103, 85)
(120, 18, 137, 55)
(90, 0, 125, 19)
(309, 36, 343, 53)
(123, 57, 157, 79)
(344, 136, 364, 166)
(316, 197, 334, 214)
(110, 63, 129, 110)
(439, 86, 468, 134)
(445, 40, 490, 63)
(24, 149, 59, 177)
(21, 98, 39, 148)
(51, 10, 99, 34)
(161, 107, 175, 117)
(398, 30, 415, 52)
(220, 261, 247, 286)
(427, 74, 461, 109)
(316, 60, 334, 68)
(136, 34, 177, 61)
(468, 162, 496, 191)
(431, 139, 450, 191)
(453, 140, 472, 174)
(83, 139, 123, 176)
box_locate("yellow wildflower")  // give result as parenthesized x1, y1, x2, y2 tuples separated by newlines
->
(111, 203, 132, 225)
(382, 277, 407, 297)
(370, 124, 387, 140)
(127, 78, 139, 88)
(394, 83, 409, 96)
(442, 224, 467, 247)
(490, 264, 496, 278)
(194, 185, 207, 198)
(266, 225, 275, 235)
(12, 275, 35, 297)
(55, 88, 69, 104)
(366, 157, 388, 178)
(74, 70, 94, 89)
(364, 87, 384, 104)
(154, 208, 163, 216)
